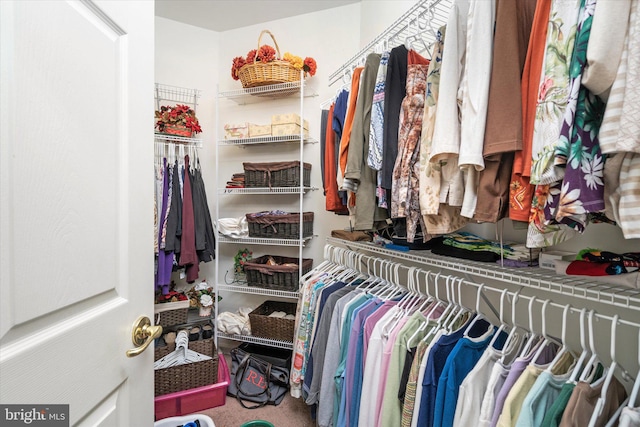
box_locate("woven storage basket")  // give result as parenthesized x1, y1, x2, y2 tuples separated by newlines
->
(248, 301, 297, 342)
(244, 255, 313, 291)
(246, 211, 314, 239)
(237, 30, 301, 88)
(154, 338, 218, 396)
(243, 161, 311, 188)
(154, 300, 190, 327)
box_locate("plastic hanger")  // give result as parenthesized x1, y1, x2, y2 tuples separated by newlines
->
(530, 299, 561, 364)
(488, 289, 509, 351)
(588, 314, 634, 427)
(568, 308, 591, 384)
(626, 328, 640, 407)
(154, 330, 212, 369)
(445, 277, 470, 333)
(545, 303, 575, 373)
(579, 310, 601, 383)
(463, 283, 488, 339)
(406, 271, 442, 349)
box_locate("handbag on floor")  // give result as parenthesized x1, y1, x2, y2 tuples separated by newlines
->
(227, 345, 290, 409)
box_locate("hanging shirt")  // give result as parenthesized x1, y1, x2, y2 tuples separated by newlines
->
(558, 375, 628, 427)
(514, 368, 575, 427)
(509, 0, 552, 222)
(381, 45, 409, 191)
(433, 319, 499, 427)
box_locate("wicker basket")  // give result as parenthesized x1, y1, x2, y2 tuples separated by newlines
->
(248, 301, 297, 342)
(244, 255, 313, 291)
(243, 161, 311, 188)
(154, 300, 190, 327)
(246, 211, 314, 239)
(154, 338, 218, 396)
(237, 30, 301, 88)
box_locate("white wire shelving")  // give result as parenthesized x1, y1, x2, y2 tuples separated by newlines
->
(218, 186, 317, 195)
(155, 83, 202, 110)
(219, 134, 318, 146)
(217, 332, 293, 350)
(218, 235, 313, 247)
(154, 133, 203, 147)
(326, 237, 640, 312)
(217, 283, 299, 300)
(218, 80, 317, 105)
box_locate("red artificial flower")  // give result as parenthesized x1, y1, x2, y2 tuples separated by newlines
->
(245, 49, 257, 65)
(231, 56, 246, 80)
(257, 44, 276, 63)
(303, 57, 317, 76)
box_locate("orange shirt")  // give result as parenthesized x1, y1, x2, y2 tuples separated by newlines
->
(325, 104, 348, 213)
(509, 0, 552, 221)
(338, 67, 364, 183)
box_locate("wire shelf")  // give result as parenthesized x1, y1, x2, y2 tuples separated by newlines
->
(217, 332, 293, 350)
(326, 238, 640, 311)
(154, 133, 203, 147)
(217, 284, 299, 299)
(219, 135, 318, 146)
(218, 187, 317, 195)
(218, 81, 317, 105)
(218, 235, 313, 247)
(155, 83, 201, 106)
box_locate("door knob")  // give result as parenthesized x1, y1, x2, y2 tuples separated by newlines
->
(126, 316, 163, 357)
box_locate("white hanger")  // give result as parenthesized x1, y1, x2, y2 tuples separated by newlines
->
(545, 303, 575, 373)
(627, 328, 640, 407)
(154, 330, 212, 369)
(579, 310, 601, 383)
(568, 308, 591, 384)
(531, 299, 561, 365)
(463, 283, 488, 339)
(588, 315, 633, 427)
(488, 289, 509, 351)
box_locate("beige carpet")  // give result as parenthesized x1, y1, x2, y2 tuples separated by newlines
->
(198, 351, 315, 427)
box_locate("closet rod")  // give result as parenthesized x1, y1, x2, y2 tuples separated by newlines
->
(323, 243, 640, 332)
(326, 237, 640, 312)
(327, 0, 451, 86)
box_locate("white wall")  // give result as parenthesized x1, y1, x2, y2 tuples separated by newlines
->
(155, 16, 219, 287)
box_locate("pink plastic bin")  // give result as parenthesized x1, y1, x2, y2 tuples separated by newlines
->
(155, 352, 230, 420)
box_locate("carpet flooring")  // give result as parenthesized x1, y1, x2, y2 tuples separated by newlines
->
(198, 351, 315, 427)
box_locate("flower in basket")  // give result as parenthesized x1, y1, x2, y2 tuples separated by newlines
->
(155, 104, 203, 135)
(186, 280, 221, 308)
(230, 44, 317, 80)
(234, 248, 253, 274)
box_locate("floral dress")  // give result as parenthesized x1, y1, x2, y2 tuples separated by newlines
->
(549, 0, 605, 231)
(527, 0, 582, 248)
(391, 50, 430, 242)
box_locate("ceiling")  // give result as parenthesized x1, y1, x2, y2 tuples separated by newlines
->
(154, 0, 361, 32)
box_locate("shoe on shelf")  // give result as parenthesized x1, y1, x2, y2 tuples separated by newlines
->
(189, 326, 200, 341)
(202, 324, 213, 339)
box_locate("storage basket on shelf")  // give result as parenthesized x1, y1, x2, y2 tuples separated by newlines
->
(237, 30, 300, 88)
(243, 161, 311, 188)
(246, 211, 314, 239)
(248, 300, 297, 342)
(154, 338, 218, 396)
(244, 255, 313, 291)
(154, 300, 190, 328)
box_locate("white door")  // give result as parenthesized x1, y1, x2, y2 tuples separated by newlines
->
(0, 1, 155, 425)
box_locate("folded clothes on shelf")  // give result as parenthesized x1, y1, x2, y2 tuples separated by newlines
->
(216, 216, 249, 238)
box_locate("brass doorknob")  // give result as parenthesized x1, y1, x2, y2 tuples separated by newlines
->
(126, 316, 163, 357)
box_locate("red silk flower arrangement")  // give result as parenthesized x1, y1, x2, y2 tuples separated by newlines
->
(155, 104, 202, 135)
(231, 44, 317, 81)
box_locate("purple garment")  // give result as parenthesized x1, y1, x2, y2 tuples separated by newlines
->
(344, 298, 383, 427)
(179, 155, 199, 282)
(489, 340, 558, 427)
(363, 300, 398, 358)
(156, 158, 174, 293)
(374, 316, 409, 427)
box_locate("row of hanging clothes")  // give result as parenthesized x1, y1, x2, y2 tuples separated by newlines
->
(154, 142, 215, 294)
(289, 244, 640, 427)
(321, 0, 640, 248)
